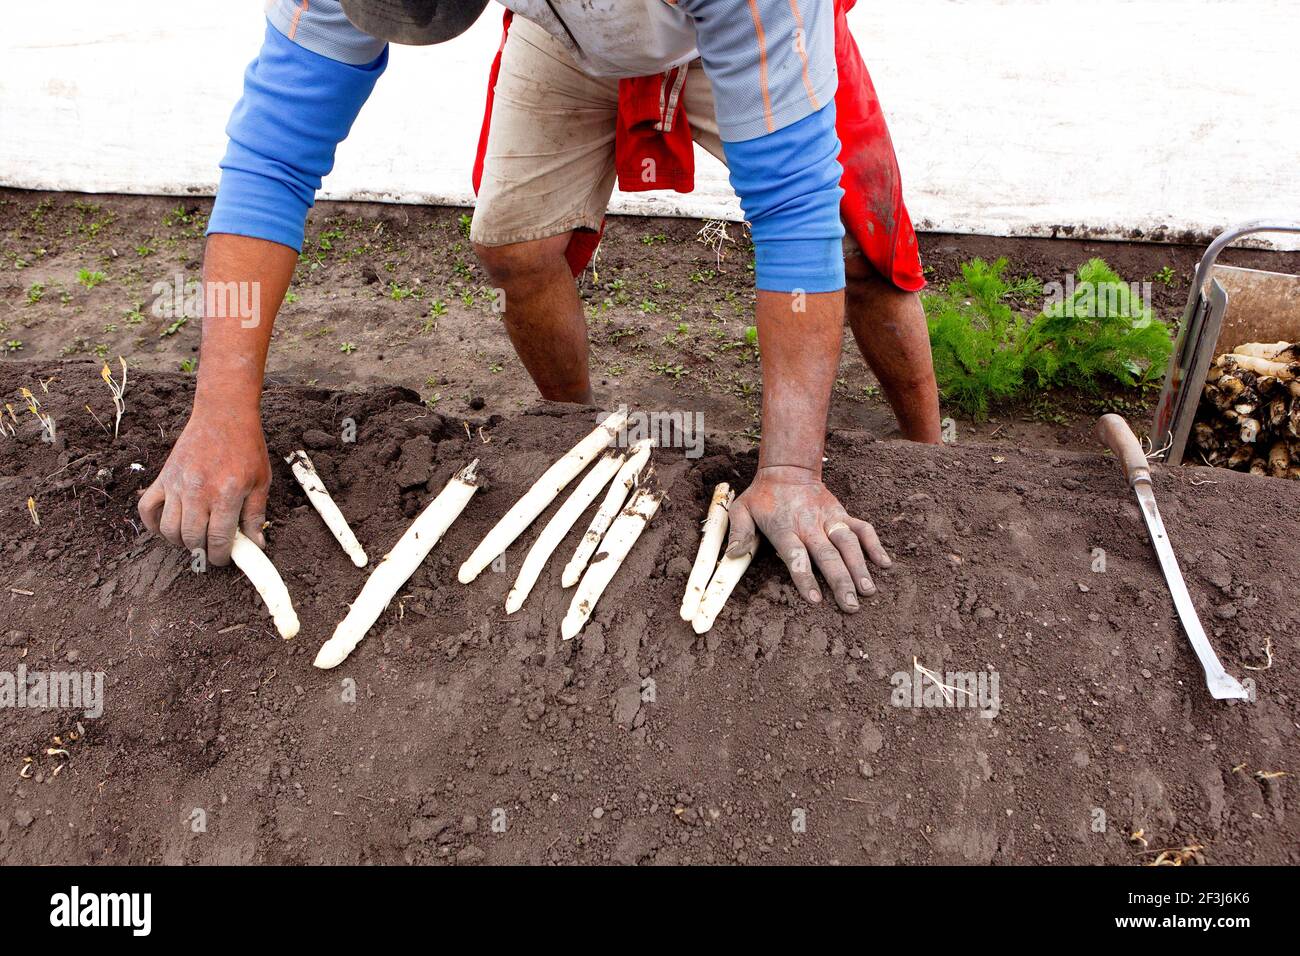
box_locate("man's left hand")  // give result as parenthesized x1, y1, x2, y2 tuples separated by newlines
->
(724, 465, 892, 612)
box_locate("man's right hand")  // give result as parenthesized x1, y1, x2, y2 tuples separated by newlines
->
(138, 233, 297, 563)
(138, 407, 272, 567)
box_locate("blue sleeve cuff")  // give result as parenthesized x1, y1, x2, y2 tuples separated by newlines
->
(753, 238, 845, 293)
(721, 102, 845, 293)
(207, 21, 388, 251)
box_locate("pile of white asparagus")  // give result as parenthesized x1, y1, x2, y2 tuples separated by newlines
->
(678, 482, 753, 635)
(227, 409, 758, 670)
(1194, 341, 1300, 478)
(459, 409, 663, 642)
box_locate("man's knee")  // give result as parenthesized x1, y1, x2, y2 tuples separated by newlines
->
(845, 254, 920, 307)
(844, 251, 887, 292)
(472, 235, 570, 287)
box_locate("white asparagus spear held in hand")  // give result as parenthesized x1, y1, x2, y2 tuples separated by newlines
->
(231, 528, 300, 640)
(315, 460, 480, 670)
(284, 450, 368, 568)
(562, 480, 664, 640)
(458, 409, 629, 584)
(561, 437, 653, 587)
(679, 482, 733, 621)
(505, 449, 625, 614)
(691, 549, 754, 635)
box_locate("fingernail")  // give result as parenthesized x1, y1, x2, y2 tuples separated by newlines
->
(809, 589, 821, 604)
(844, 592, 859, 610)
(860, 577, 874, 591)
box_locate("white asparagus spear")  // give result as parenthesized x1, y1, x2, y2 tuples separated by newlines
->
(315, 460, 480, 670)
(561, 483, 663, 640)
(1232, 341, 1291, 361)
(561, 438, 653, 587)
(458, 410, 629, 584)
(284, 450, 368, 568)
(679, 482, 733, 622)
(1222, 353, 1297, 380)
(691, 549, 754, 635)
(231, 528, 300, 640)
(505, 449, 625, 614)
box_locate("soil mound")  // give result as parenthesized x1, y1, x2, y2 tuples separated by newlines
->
(1, 362, 1295, 864)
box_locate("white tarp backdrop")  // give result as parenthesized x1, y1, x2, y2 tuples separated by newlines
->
(3, 0, 1298, 247)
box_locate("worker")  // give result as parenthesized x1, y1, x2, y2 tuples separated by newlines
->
(140, 0, 941, 614)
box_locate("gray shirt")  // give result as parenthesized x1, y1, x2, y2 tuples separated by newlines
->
(267, 0, 836, 141)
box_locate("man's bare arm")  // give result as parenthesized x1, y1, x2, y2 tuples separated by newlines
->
(724, 289, 893, 612)
(137, 234, 297, 565)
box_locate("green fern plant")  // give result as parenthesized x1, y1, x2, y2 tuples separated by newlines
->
(923, 258, 1037, 419)
(1023, 257, 1171, 389)
(923, 256, 1172, 419)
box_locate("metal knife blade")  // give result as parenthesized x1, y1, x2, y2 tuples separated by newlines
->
(1134, 483, 1250, 700)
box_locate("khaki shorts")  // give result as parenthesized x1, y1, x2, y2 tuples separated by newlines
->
(470, 15, 862, 258)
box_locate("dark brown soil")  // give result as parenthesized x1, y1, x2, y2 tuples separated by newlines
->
(1, 361, 1295, 865)
(5, 189, 1300, 461)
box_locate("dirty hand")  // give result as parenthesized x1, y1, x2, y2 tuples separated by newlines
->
(138, 407, 271, 566)
(725, 465, 891, 612)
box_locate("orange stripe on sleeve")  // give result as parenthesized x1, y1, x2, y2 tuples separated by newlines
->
(787, 0, 820, 111)
(745, 0, 775, 134)
(288, 0, 309, 40)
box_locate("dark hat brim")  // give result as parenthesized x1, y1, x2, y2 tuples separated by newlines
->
(340, 0, 489, 45)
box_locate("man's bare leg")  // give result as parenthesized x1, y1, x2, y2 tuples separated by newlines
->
(473, 232, 594, 404)
(844, 254, 942, 444)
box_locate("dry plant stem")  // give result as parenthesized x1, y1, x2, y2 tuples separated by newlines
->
(561, 484, 664, 640)
(314, 460, 480, 669)
(679, 482, 733, 621)
(505, 449, 625, 614)
(231, 528, 300, 640)
(562, 437, 654, 587)
(285, 450, 368, 568)
(458, 409, 629, 583)
(690, 548, 754, 635)
(100, 357, 127, 439)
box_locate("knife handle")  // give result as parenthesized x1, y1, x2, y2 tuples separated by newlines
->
(1094, 414, 1151, 486)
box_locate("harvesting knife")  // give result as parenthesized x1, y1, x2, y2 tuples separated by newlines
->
(1093, 414, 1250, 701)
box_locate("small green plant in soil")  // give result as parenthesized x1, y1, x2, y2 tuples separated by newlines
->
(163, 203, 198, 227)
(179, 357, 197, 374)
(159, 315, 187, 337)
(924, 257, 1171, 419)
(1154, 265, 1176, 286)
(649, 361, 688, 380)
(77, 269, 107, 289)
(25, 282, 44, 305)
(339, 342, 357, 354)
